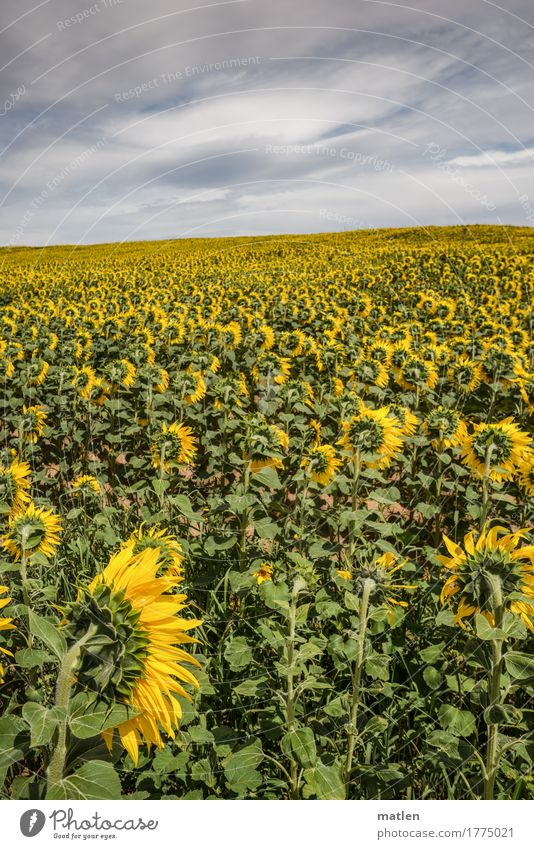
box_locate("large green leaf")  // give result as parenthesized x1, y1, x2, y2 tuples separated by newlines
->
(46, 760, 122, 800)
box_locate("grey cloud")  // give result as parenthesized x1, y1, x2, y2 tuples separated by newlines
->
(1, 0, 533, 245)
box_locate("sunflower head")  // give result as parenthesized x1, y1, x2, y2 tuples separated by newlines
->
(438, 525, 534, 632)
(423, 406, 466, 449)
(252, 352, 291, 386)
(243, 415, 288, 472)
(387, 404, 419, 437)
(397, 356, 439, 392)
(105, 358, 137, 390)
(65, 546, 201, 764)
(125, 526, 184, 578)
(351, 357, 388, 389)
(0, 458, 31, 514)
(448, 355, 482, 394)
(3, 502, 62, 560)
(518, 455, 534, 497)
(72, 474, 101, 496)
(339, 407, 403, 468)
(459, 418, 532, 481)
(19, 405, 47, 443)
(152, 422, 197, 471)
(337, 550, 415, 617)
(301, 444, 342, 486)
(252, 562, 273, 584)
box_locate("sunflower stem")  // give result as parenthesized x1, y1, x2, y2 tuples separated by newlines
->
(46, 627, 96, 797)
(158, 444, 167, 511)
(238, 461, 251, 570)
(344, 577, 373, 795)
(19, 539, 33, 649)
(349, 450, 361, 558)
(285, 578, 305, 799)
(480, 444, 495, 530)
(483, 573, 504, 800)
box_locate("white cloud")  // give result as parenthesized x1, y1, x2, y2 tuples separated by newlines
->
(448, 148, 534, 167)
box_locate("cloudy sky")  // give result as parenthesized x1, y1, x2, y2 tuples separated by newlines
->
(0, 0, 533, 245)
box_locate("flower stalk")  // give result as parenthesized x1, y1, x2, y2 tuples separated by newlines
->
(483, 573, 504, 801)
(344, 576, 373, 794)
(46, 627, 96, 796)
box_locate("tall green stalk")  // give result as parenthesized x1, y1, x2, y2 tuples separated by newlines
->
(46, 628, 96, 796)
(344, 577, 373, 794)
(483, 574, 504, 800)
(480, 444, 495, 530)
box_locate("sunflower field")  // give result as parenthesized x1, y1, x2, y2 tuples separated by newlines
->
(0, 224, 533, 801)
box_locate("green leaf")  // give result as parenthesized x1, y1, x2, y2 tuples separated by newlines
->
(46, 760, 122, 800)
(188, 726, 215, 745)
(170, 494, 203, 522)
(28, 611, 66, 659)
(365, 654, 390, 681)
(234, 677, 268, 697)
(22, 702, 63, 747)
(259, 580, 289, 613)
(0, 716, 30, 768)
(152, 478, 170, 497)
(475, 614, 507, 641)
(420, 642, 446, 664)
(15, 648, 54, 668)
(303, 760, 346, 800)
(226, 494, 256, 514)
(223, 637, 253, 671)
(223, 741, 264, 791)
(438, 705, 476, 737)
(423, 666, 442, 689)
(484, 704, 523, 725)
(251, 467, 282, 489)
(505, 651, 534, 681)
(281, 728, 317, 768)
(70, 700, 140, 739)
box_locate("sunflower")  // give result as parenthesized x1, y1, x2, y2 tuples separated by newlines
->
(212, 374, 249, 411)
(71, 365, 98, 401)
(0, 359, 15, 380)
(518, 373, 534, 414)
(387, 404, 419, 437)
(339, 407, 404, 469)
(26, 358, 49, 386)
(125, 526, 184, 578)
(438, 525, 534, 632)
(152, 422, 197, 471)
(448, 355, 482, 394)
(0, 458, 31, 514)
(218, 320, 242, 349)
(459, 418, 532, 481)
(3, 502, 62, 560)
(0, 586, 15, 686)
(252, 352, 291, 386)
(252, 562, 273, 584)
(65, 546, 201, 765)
(350, 357, 388, 390)
(19, 405, 47, 443)
(301, 444, 342, 486)
(396, 355, 439, 392)
(155, 368, 169, 395)
(183, 371, 206, 405)
(105, 358, 136, 390)
(72, 474, 101, 496)
(422, 406, 466, 450)
(245, 420, 288, 472)
(337, 552, 416, 620)
(518, 455, 534, 497)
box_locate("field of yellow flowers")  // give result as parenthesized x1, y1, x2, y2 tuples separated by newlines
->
(0, 224, 533, 801)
